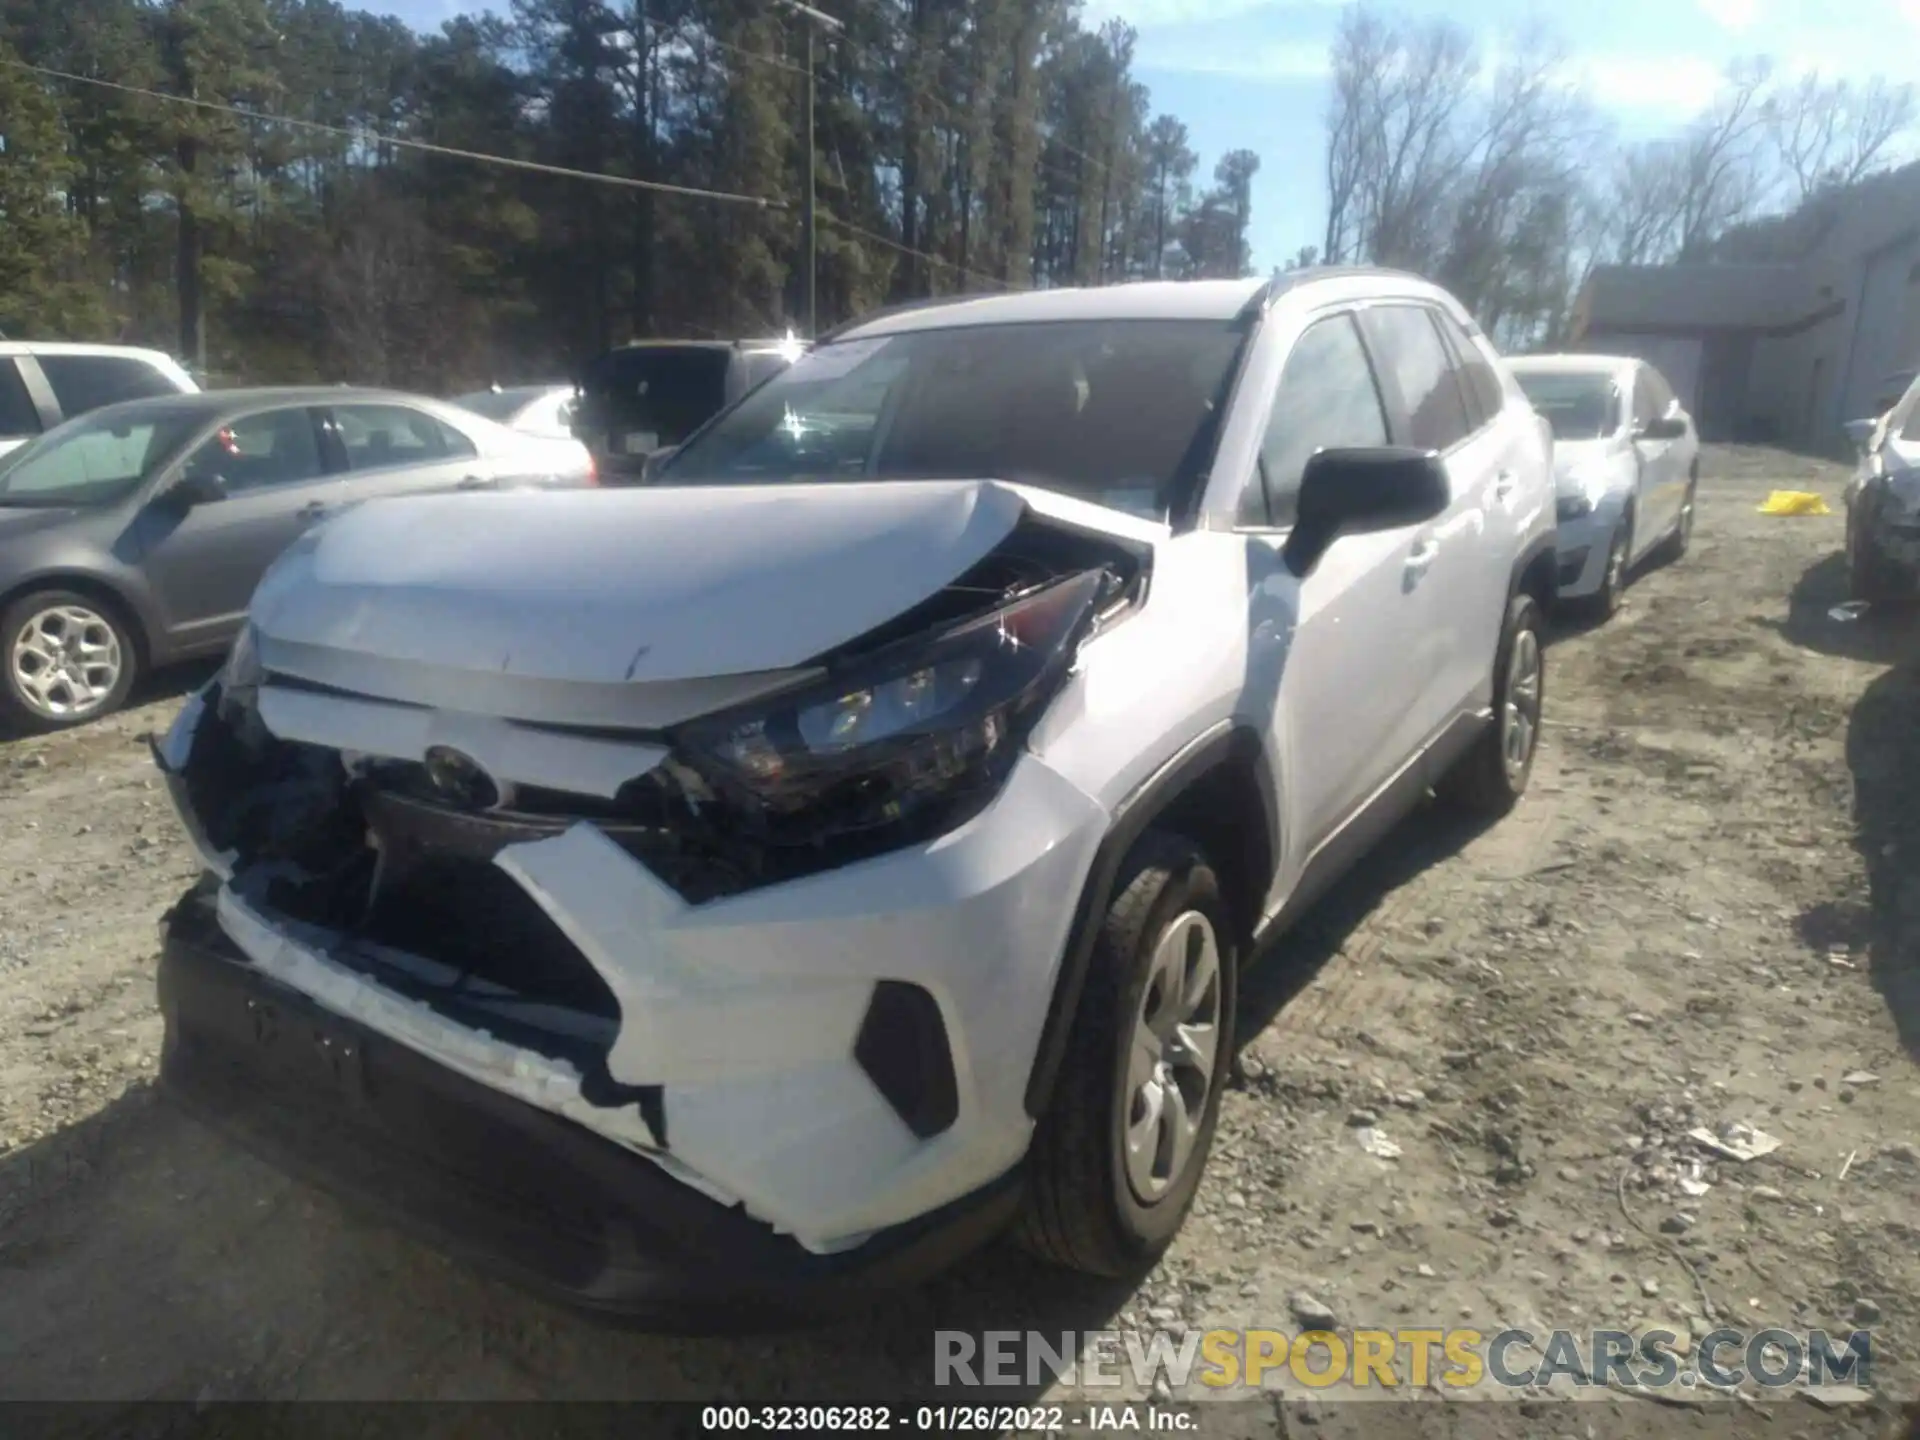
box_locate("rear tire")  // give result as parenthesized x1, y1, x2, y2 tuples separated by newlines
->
(1437, 592, 1544, 817)
(1016, 832, 1237, 1277)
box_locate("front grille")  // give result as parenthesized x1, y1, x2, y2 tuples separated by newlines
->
(361, 762, 752, 905)
(362, 853, 624, 1022)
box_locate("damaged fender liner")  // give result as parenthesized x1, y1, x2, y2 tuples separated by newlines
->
(157, 892, 1022, 1319)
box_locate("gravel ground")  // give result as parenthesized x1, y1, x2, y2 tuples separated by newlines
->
(0, 445, 1917, 1436)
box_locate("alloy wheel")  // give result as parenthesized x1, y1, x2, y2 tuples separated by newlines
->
(10, 604, 123, 720)
(1123, 910, 1223, 1203)
(1501, 626, 1542, 784)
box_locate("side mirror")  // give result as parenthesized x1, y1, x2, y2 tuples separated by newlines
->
(1843, 417, 1878, 454)
(1284, 446, 1449, 578)
(167, 471, 227, 507)
(1635, 414, 1688, 442)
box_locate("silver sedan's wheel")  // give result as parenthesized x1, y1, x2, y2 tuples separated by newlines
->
(1501, 626, 1542, 785)
(2, 592, 137, 729)
(1124, 910, 1223, 1203)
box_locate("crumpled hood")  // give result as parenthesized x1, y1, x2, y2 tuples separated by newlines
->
(248, 480, 1033, 715)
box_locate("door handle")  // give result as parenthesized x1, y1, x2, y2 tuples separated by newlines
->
(1405, 539, 1439, 573)
(1493, 470, 1517, 500)
(298, 500, 330, 519)
(456, 474, 493, 491)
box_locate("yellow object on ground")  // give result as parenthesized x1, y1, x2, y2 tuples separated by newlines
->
(1757, 490, 1831, 516)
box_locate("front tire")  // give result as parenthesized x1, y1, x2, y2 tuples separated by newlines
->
(1, 589, 139, 732)
(1016, 832, 1237, 1277)
(1848, 514, 1901, 606)
(1587, 513, 1632, 620)
(1437, 592, 1544, 816)
(1668, 468, 1698, 559)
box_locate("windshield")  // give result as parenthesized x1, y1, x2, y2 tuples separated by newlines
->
(659, 319, 1245, 521)
(579, 347, 732, 449)
(1513, 370, 1620, 442)
(0, 403, 207, 507)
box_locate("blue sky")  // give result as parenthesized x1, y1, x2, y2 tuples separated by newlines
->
(374, 0, 1920, 273)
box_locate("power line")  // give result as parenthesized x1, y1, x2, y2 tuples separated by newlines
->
(639, 14, 813, 81)
(631, 13, 1025, 293)
(815, 211, 1019, 291)
(0, 56, 784, 208)
(7, 50, 1022, 293)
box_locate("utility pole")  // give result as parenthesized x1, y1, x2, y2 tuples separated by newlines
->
(774, 0, 842, 338)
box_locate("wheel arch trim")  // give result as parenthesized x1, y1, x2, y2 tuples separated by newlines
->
(1022, 720, 1274, 1120)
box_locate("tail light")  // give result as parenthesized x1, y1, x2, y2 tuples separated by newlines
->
(583, 453, 599, 486)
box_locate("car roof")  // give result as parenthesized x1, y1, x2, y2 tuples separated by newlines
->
(72, 386, 468, 422)
(0, 341, 184, 365)
(827, 268, 1445, 341)
(1510, 353, 1639, 378)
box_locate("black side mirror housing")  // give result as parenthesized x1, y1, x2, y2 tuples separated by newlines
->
(1636, 414, 1687, 442)
(167, 471, 227, 507)
(1284, 446, 1449, 577)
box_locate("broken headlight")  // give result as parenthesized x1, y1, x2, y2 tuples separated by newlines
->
(223, 621, 263, 693)
(675, 570, 1105, 844)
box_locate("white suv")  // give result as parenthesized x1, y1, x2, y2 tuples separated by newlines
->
(153, 271, 1556, 1312)
(0, 343, 199, 457)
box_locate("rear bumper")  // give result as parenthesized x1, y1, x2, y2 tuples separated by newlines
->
(156, 889, 1021, 1322)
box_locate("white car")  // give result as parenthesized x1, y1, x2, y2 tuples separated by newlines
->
(1842, 368, 1920, 603)
(153, 271, 1556, 1312)
(0, 342, 199, 459)
(1509, 355, 1700, 617)
(451, 383, 579, 441)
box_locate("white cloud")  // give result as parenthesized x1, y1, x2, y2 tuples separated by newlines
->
(1696, 0, 1760, 30)
(1078, 0, 1341, 30)
(1574, 53, 1728, 116)
(1135, 37, 1332, 80)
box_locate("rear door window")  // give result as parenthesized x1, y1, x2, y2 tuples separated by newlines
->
(1361, 306, 1473, 452)
(330, 404, 474, 470)
(0, 361, 40, 440)
(1431, 310, 1504, 429)
(35, 354, 181, 417)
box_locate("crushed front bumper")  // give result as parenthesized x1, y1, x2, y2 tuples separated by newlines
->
(157, 888, 1020, 1319)
(155, 679, 1110, 1266)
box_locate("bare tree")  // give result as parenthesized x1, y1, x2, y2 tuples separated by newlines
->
(1606, 140, 1688, 264)
(1763, 73, 1918, 202)
(1321, 7, 1594, 344)
(1674, 57, 1774, 257)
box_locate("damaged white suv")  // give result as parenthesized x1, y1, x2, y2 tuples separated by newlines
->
(153, 271, 1556, 1316)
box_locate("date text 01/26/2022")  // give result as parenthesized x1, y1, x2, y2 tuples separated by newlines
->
(699, 1405, 1195, 1432)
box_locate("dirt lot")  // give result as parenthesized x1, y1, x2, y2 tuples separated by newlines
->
(1, 445, 1917, 1433)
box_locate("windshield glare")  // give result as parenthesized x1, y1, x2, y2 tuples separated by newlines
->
(658, 319, 1246, 521)
(0, 406, 205, 507)
(1514, 371, 1619, 443)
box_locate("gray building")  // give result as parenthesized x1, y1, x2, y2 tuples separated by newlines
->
(1568, 162, 1920, 449)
